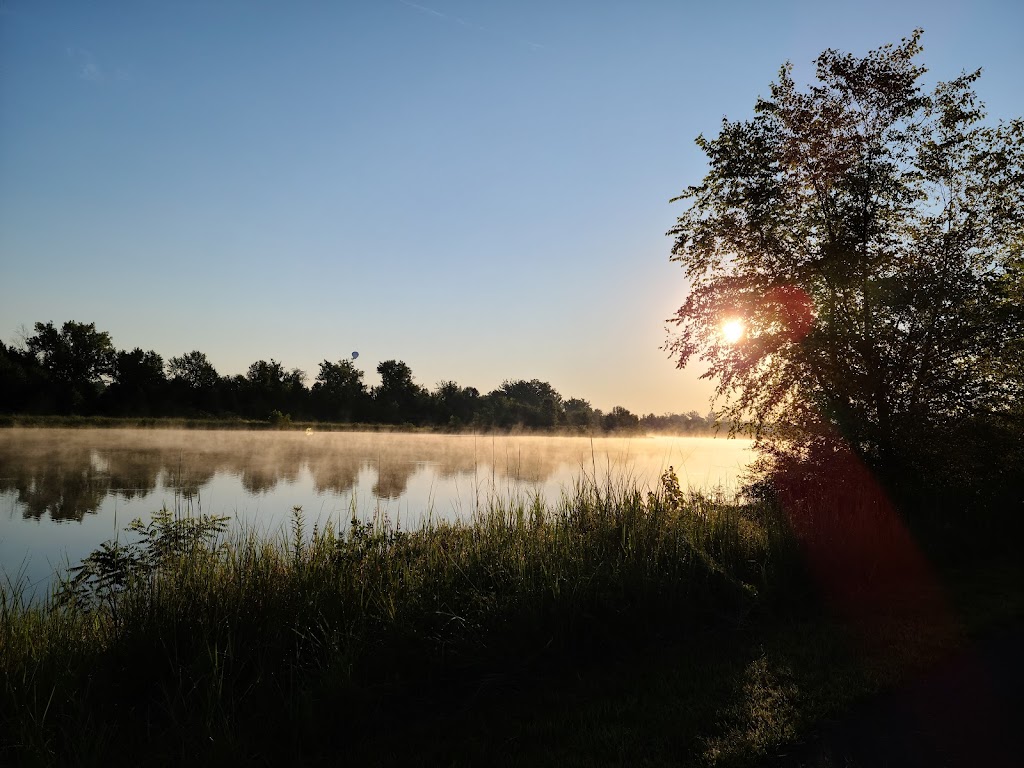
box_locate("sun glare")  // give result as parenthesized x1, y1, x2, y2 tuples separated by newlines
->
(722, 319, 744, 344)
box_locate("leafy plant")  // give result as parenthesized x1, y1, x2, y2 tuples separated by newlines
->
(56, 506, 228, 612)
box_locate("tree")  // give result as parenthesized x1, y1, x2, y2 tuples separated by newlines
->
(312, 359, 368, 422)
(564, 397, 598, 429)
(373, 360, 427, 424)
(26, 321, 115, 385)
(0, 340, 52, 413)
(166, 351, 222, 414)
(116, 348, 166, 388)
(106, 348, 167, 415)
(603, 406, 640, 432)
(243, 359, 307, 419)
(666, 32, 1024, 500)
(486, 379, 565, 428)
(431, 380, 480, 428)
(25, 321, 116, 412)
(167, 351, 220, 390)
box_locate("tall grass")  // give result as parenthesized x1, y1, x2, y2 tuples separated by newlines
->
(7, 464, 974, 767)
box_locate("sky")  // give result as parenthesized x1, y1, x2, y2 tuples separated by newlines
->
(1, 0, 1021, 415)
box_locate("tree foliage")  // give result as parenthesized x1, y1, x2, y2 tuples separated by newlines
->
(667, 32, 1024, 497)
(312, 359, 368, 422)
(167, 351, 220, 390)
(106, 348, 167, 416)
(487, 379, 565, 428)
(3, 320, 719, 434)
(25, 321, 116, 412)
(26, 321, 115, 386)
(373, 360, 427, 424)
(432, 380, 480, 427)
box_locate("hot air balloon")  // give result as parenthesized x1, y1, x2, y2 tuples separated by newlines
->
(352, 351, 359, 360)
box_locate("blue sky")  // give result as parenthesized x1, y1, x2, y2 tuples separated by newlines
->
(2, 0, 1021, 414)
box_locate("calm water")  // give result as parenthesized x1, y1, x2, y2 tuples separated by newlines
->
(0, 428, 753, 594)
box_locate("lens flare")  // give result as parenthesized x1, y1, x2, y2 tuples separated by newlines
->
(722, 319, 744, 343)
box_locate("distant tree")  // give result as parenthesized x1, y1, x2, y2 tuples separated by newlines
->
(486, 379, 565, 428)
(312, 359, 368, 422)
(243, 359, 307, 420)
(25, 321, 116, 413)
(117, 348, 166, 388)
(640, 411, 706, 434)
(666, 32, 1024, 502)
(563, 397, 597, 430)
(0, 340, 52, 413)
(167, 351, 220, 390)
(213, 374, 241, 416)
(373, 360, 428, 424)
(26, 321, 116, 385)
(246, 359, 287, 389)
(167, 351, 222, 415)
(603, 406, 640, 432)
(105, 348, 167, 415)
(431, 380, 480, 428)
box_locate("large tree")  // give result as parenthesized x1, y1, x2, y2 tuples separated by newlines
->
(26, 321, 116, 386)
(166, 351, 222, 414)
(431, 380, 480, 427)
(312, 358, 368, 422)
(167, 351, 220, 390)
(490, 379, 565, 428)
(25, 321, 117, 412)
(373, 360, 427, 424)
(106, 348, 167, 415)
(243, 359, 307, 419)
(0, 340, 51, 413)
(666, 32, 1023, 496)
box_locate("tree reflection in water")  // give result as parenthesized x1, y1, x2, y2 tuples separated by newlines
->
(0, 429, 753, 523)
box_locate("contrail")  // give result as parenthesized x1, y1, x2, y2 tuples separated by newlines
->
(399, 0, 447, 20)
(396, 0, 546, 51)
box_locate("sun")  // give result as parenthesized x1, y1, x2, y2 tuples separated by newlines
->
(721, 319, 744, 344)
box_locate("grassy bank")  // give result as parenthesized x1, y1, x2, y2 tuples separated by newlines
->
(0, 413, 726, 437)
(2, 474, 1020, 766)
(0, 413, 427, 432)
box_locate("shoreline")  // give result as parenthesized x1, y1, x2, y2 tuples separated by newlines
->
(0, 412, 732, 438)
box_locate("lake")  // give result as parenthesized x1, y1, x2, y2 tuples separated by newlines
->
(0, 428, 753, 594)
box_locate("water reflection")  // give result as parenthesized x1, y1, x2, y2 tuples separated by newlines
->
(0, 429, 754, 593)
(0, 428, 753, 523)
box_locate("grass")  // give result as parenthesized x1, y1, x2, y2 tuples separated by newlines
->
(1, 470, 1020, 767)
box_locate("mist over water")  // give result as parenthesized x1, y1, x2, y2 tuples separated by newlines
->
(0, 429, 753, 593)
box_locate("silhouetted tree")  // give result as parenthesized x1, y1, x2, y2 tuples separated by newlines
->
(0, 340, 52, 413)
(25, 321, 116, 413)
(167, 351, 219, 390)
(373, 360, 428, 424)
(105, 348, 167, 415)
(242, 359, 307, 420)
(431, 381, 480, 428)
(484, 379, 565, 428)
(603, 406, 640, 432)
(639, 410, 717, 434)
(312, 359, 368, 422)
(563, 397, 598, 430)
(666, 31, 1024, 504)
(167, 351, 222, 414)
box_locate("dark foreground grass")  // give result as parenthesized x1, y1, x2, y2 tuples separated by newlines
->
(2, 473, 1020, 767)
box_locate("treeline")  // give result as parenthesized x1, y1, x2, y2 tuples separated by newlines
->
(0, 321, 718, 433)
